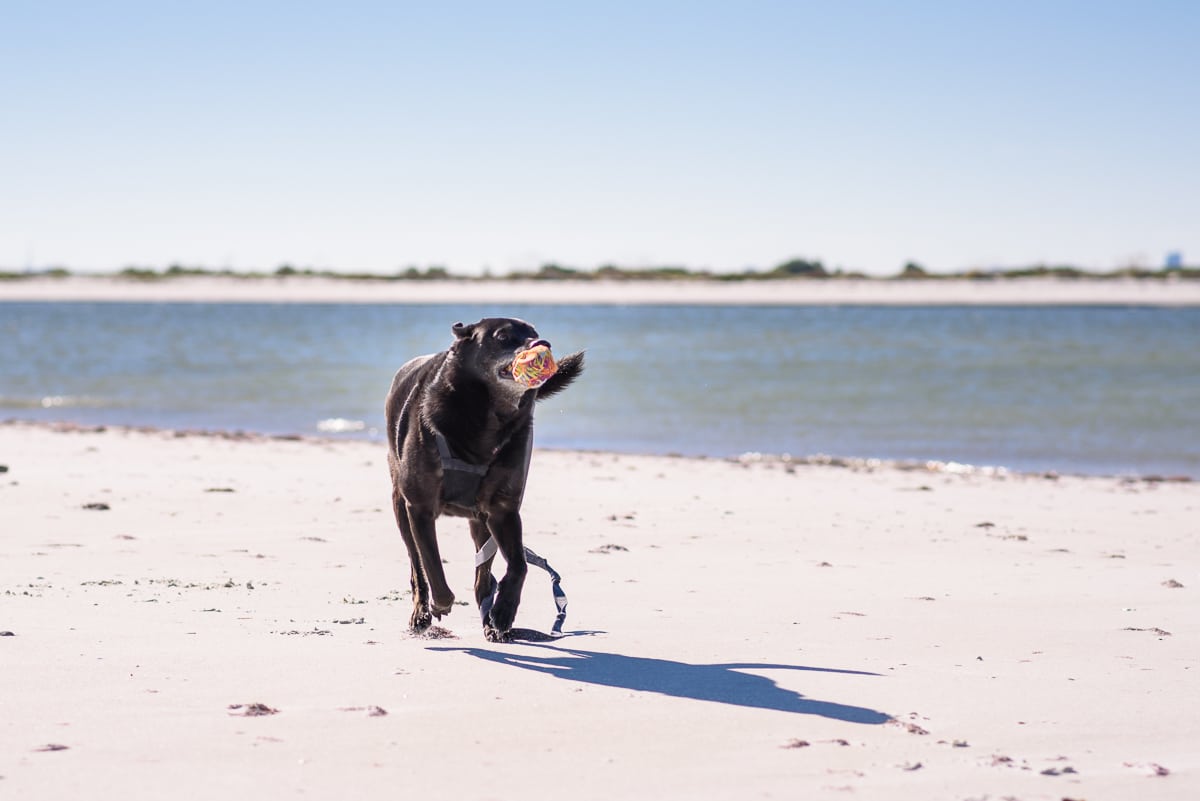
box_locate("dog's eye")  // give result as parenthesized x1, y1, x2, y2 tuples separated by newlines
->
(494, 329, 515, 343)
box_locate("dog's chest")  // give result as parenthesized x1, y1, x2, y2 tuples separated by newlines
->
(441, 467, 485, 514)
(432, 425, 533, 516)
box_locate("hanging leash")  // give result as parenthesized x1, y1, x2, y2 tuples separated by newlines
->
(475, 535, 568, 635)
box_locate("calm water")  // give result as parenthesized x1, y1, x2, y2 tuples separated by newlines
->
(2, 302, 1198, 477)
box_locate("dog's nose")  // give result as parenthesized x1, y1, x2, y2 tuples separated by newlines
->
(528, 338, 551, 350)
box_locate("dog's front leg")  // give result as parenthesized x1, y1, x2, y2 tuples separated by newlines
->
(484, 511, 527, 642)
(406, 505, 456, 618)
(392, 490, 432, 632)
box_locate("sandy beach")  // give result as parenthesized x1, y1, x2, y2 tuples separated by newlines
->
(2, 422, 1196, 799)
(3, 274, 1200, 305)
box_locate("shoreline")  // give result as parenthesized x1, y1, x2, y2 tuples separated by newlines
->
(4, 274, 1200, 305)
(4, 418, 1192, 483)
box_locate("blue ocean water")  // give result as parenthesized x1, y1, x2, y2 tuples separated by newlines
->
(2, 302, 1198, 477)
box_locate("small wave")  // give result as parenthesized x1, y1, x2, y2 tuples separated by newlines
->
(316, 417, 367, 433)
(736, 450, 1013, 477)
(0, 395, 114, 410)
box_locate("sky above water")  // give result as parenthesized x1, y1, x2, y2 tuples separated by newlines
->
(3, 1, 1197, 276)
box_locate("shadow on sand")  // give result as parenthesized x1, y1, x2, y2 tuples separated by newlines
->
(428, 639, 891, 724)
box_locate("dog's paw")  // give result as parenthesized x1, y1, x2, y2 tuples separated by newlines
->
(483, 624, 511, 643)
(430, 592, 455, 619)
(488, 599, 517, 633)
(409, 606, 433, 633)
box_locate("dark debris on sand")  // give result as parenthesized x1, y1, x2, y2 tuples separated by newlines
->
(228, 703, 279, 717)
(417, 626, 458, 640)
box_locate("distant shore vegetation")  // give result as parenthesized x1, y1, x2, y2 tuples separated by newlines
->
(2, 258, 1197, 283)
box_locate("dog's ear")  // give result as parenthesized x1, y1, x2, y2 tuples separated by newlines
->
(535, 351, 584, 401)
(450, 321, 478, 354)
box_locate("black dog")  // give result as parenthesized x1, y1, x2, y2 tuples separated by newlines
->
(385, 318, 583, 642)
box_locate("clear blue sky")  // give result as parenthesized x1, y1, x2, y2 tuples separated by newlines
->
(3, 1, 1197, 275)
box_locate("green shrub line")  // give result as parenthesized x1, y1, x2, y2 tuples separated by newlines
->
(3, 260, 1197, 283)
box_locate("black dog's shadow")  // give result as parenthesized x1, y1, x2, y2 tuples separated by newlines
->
(428, 638, 891, 724)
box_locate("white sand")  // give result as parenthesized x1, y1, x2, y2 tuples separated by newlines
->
(3, 274, 1200, 305)
(2, 423, 1196, 799)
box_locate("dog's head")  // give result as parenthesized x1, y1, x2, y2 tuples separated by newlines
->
(450, 317, 545, 386)
(449, 317, 583, 401)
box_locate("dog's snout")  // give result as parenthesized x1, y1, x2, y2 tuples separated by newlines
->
(529, 338, 551, 350)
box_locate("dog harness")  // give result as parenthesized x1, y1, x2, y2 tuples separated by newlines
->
(432, 430, 490, 509)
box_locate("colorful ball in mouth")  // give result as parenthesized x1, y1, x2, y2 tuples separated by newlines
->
(511, 345, 557, 388)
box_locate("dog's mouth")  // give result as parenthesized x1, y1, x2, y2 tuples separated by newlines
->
(498, 342, 557, 388)
(497, 352, 529, 383)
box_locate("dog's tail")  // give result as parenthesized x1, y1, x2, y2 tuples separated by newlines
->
(535, 351, 584, 401)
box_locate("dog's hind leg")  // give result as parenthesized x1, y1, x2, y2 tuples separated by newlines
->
(469, 520, 498, 626)
(483, 511, 527, 642)
(392, 489, 432, 632)
(407, 505, 456, 618)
